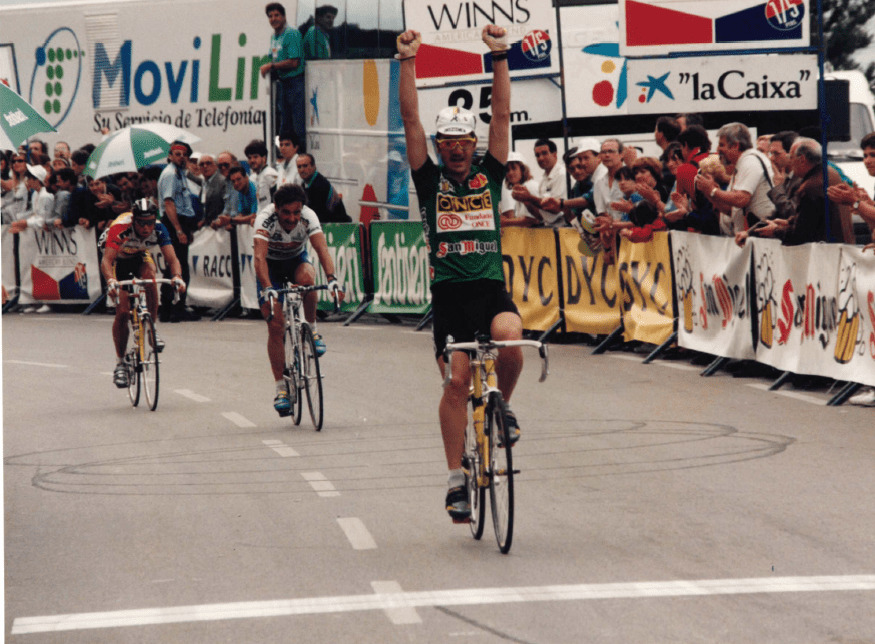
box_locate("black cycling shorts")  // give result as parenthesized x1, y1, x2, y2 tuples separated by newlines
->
(431, 279, 519, 359)
(113, 254, 153, 282)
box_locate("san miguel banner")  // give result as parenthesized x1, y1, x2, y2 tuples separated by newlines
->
(619, 0, 810, 56)
(556, 228, 621, 335)
(617, 232, 675, 344)
(368, 221, 431, 315)
(751, 241, 875, 387)
(309, 223, 367, 314)
(672, 231, 756, 360)
(15, 225, 100, 304)
(187, 227, 235, 309)
(403, 0, 560, 87)
(501, 227, 560, 332)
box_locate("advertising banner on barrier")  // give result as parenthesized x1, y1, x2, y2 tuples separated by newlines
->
(309, 223, 367, 314)
(673, 231, 756, 359)
(2, 226, 18, 300)
(236, 225, 259, 311)
(751, 241, 875, 387)
(556, 229, 621, 335)
(501, 227, 561, 332)
(368, 221, 431, 315)
(617, 232, 675, 344)
(187, 227, 234, 309)
(15, 225, 101, 304)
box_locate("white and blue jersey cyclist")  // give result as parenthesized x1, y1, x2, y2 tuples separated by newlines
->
(253, 183, 344, 416)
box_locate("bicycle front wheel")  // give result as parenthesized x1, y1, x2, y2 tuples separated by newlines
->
(126, 347, 140, 407)
(300, 324, 323, 431)
(487, 391, 514, 554)
(140, 315, 160, 411)
(283, 323, 300, 424)
(463, 419, 486, 540)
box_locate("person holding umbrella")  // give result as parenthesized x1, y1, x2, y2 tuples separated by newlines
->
(157, 140, 199, 322)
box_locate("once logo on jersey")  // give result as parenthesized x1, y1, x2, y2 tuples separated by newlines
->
(437, 213, 464, 230)
(435, 191, 496, 232)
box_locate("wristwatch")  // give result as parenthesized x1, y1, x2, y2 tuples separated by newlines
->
(852, 200, 860, 212)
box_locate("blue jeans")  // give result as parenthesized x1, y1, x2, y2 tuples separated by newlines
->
(278, 74, 305, 145)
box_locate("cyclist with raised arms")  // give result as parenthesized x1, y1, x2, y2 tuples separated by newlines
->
(254, 183, 344, 416)
(100, 198, 186, 389)
(397, 25, 525, 523)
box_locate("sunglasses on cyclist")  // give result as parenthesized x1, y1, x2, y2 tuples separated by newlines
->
(436, 137, 477, 151)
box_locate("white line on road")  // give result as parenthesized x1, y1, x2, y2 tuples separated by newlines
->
(370, 581, 422, 624)
(174, 389, 211, 402)
(11, 575, 875, 634)
(746, 383, 827, 405)
(221, 412, 256, 428)
(337, 518, 377, 551)
(262, 439, 299, 457)
(301, 471, 340, 497)
(5, 359, 68, 368)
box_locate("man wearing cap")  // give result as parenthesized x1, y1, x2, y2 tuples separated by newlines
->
(157, 140, 198, 321)
(399, 24, 526, 524)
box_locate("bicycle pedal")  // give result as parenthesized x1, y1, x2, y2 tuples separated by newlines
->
(276, 409, 292, 418)
(452, 516, 472, 525)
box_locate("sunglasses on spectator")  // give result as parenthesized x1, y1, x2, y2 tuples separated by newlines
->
(12, 158, 26, 163)
(436, 137, 477, 151)
(217, 163, 230, 169)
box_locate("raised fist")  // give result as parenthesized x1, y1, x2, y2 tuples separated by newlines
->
(482, 25, 508, 52)
(396, 30, 421, 59)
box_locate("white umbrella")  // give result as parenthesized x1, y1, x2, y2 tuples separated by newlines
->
(85, 125, 200, 179)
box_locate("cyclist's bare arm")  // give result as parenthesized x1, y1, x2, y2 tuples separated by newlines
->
(483, 25, 510, 164)
(397, 30, 428, 172)
(253, 236, 273, 291)
(159, 243, 186, 292)
(100, 245, 119, 284)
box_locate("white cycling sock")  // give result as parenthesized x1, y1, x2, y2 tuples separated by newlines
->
(447, 469, 465, 489)
(276, 379, 286, 394)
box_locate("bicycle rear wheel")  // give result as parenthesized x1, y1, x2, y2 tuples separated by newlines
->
(300, 324, 323, 431)
(487, 391, 514, 554)
(463, 419, 486, 540)
(283, 323, 300, 424)
(140, 315, 160, 411)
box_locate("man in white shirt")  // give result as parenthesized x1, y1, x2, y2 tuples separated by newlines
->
(512, 139, 568, 228)
(276, 130, 302, 187)
(696, 122, 775, 235)
(592, 138, 626, 221)
(244, 139, 279, 211)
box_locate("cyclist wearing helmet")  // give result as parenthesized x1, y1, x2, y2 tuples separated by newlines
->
(398, 25, 525, 523)
(100, 198, 186, 388)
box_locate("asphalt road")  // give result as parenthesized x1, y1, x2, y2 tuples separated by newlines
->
(3, 310, 874, 643)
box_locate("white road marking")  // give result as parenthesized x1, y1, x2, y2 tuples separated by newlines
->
(301, 472, 340, 497)
(11, 575, 875, 634)
(174, 389, 211, 402)
(337, 518, 377, 551)
(370, 581, 422, 624)
(262, 439, 299, 458)
(5, 359, 68, 368)
(221, 412, 256, 428)
(746, 383, 828, 406)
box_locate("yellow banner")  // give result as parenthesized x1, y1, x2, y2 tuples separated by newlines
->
(557, 229, 622, 335)
(617, 232, 676, 344)
(501, 228, 560, 332)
